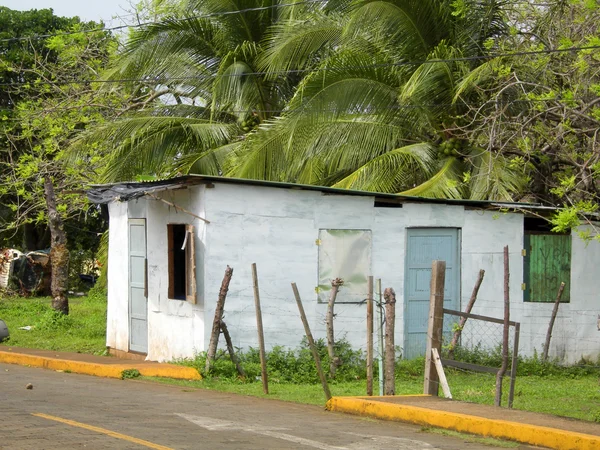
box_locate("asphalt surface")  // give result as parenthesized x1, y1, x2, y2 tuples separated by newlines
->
(0, 363, 540, 450)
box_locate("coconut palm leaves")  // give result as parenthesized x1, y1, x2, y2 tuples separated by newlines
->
(78, 0, 524, 201)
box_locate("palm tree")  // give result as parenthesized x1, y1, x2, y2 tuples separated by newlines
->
(75, 0, 316, 181)
(78, 0, 524, 201)
(226, 0, 525, 200)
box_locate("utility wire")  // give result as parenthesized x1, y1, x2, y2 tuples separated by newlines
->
(0, 96, 591, 122)
(1, 44, 598, 89)
(0, 0, 321, 43)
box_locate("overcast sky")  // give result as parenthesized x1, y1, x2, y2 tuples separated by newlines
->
(1, 0, 134, 24)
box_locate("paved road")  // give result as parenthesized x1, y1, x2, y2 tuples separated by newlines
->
(0, 363, 537, 449)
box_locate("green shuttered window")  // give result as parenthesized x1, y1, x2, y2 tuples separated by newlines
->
(523, 234, 571, 302)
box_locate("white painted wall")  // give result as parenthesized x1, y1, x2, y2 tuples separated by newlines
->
(105, 181, 600, 364)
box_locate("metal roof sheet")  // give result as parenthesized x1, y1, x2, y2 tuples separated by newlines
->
(88, 174, 549, 211)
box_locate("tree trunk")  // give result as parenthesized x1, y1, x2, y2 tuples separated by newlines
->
(43, 176, 69, 315)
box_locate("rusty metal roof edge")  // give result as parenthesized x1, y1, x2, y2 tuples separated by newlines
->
(89, 174, 547, 209)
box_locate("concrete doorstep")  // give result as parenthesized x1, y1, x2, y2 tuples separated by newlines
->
(0, 346, 201, 381)
(326, 395, 600, 450)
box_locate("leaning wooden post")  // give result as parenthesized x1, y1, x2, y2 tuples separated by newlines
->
(424, 260, 446, 396)
(431, 348, 452, 399)
(508, 322, 520, 409)
(205, 266, 233, 375)
(292, 283, 332, 401)
(383, 287, 396, 395)
(542, 282, 566, 362)
(326, 278, 343, 378)
(251, 263, 268, 394)
(220, 320, 245, 378)
(448, 269, 485, 359)
(495, 246, 510, 407)
(366, 276, 374, 396)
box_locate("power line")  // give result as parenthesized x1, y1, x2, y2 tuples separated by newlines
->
(0, 0, 321, 44)
(0, 97, 591, 123)
(1, 44, 598, 89)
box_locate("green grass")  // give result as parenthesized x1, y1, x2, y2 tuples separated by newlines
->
(0, 293, 107, 354)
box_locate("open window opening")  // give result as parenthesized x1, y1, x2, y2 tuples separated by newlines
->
(168, 224, 197, 304)
(523, 217, 571, 303)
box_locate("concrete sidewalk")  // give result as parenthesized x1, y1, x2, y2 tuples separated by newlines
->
(326, 395, 600, 450)
(0, 346, 200, 380)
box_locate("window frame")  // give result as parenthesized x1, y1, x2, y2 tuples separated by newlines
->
(167, 223, 197, 304)
(523, 232, 571, 303)
(317, 228, 372, 304)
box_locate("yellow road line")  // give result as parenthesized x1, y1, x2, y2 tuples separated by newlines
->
(32, 413, 173, 450)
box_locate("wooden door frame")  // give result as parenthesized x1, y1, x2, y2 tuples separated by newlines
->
(403, 227, 461, 359)
(128, 218, 148, 354)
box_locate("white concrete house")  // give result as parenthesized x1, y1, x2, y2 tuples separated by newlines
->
(89, 175, 600, 364)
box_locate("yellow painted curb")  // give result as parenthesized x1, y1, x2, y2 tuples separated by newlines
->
(0, 351, 201, 381)
(326, 397, 600, 450)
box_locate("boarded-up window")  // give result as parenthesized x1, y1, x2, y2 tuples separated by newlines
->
(167, 224, 197, 304)
(317, 229, 371, 303)
(523, 233, 571, 303)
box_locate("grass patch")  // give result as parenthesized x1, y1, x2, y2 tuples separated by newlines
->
(0, 292, 107, 354)
(421, 427, 519, 448)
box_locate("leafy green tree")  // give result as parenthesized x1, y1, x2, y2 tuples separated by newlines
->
(0, 7, 80, 248)
(2, 19, 129, 311)
(451, 0, 600, 231)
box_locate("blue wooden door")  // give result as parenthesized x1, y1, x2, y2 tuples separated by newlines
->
(404, 228, 460, 359)
(129, 219, 148, 353)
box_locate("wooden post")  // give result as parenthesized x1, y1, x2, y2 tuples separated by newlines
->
(251, 263, 268, 394)
(292, 283, 332, 401)
(542, 282, 566, 362)
(366, 276, 374, 396)
(205, 266, 233, 375)
(495, 246, 510, 407)
(326, 278, 343, 378)
(220, 320, 245, 378)
(424, 260, 446, 396)
(448, 269, 485, 359)
(377, 279, 385, 396)
(431, 348, 452, 399)
(508, 322, 520, 408)
(384, 287, 396, 395)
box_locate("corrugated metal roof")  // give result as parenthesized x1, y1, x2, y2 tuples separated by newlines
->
(88, 174, 550, 211)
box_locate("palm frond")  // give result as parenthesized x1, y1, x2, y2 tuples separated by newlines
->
(332, 143, 437, 192)
(467, 149, 525, 201)
(400, 157, 464, 198)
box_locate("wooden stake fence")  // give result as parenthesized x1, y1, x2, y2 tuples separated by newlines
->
(205, 266, 233, 375)
(220, 320, 245, 378)
(448, 269, 485, 359)
(495, 246, 510, 407)
(326, 278, 343, 378)
(383, 287, 396, 395)
(252, 263, 268, 394)
(424, 260, 445, 396)
(366, 276, 374, 396)
(292, 283, 331, 401)
(542, 282, 566, 362)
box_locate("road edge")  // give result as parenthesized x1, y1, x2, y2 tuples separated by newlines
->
(0, 350, 201, 380)
(325, 396, 600, 450)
